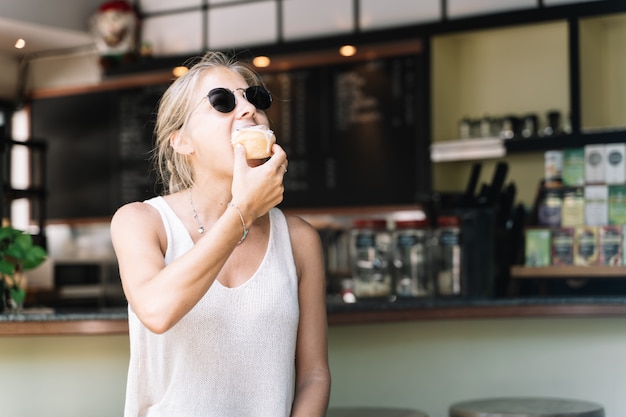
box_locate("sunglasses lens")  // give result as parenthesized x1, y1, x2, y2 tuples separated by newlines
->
(208, 88, 236, 113)
(245, 86, 272, 110)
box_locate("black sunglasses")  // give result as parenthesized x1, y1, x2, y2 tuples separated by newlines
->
(207, 86, 272, 113)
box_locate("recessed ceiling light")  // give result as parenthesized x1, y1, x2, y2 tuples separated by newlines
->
(14, 39, 26, 49)
(252, 56, 271, 68)
(339, 45, 357, 57)
(172, 66, 188, 77)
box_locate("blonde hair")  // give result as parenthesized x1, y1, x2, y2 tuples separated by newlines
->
(153, 51, 266, 194)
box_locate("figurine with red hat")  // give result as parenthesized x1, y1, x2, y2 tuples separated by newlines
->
(90, 0, 139, 68)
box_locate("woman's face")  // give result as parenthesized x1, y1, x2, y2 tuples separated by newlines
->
(181, 66, 271, 174)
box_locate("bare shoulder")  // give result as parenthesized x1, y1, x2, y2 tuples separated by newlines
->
(110, 201, 164, 243)
(284, 213, 323, 268)
(284, 213, 325, 286)
(111, 201, 160, 229)
(284, 213, 320, 244)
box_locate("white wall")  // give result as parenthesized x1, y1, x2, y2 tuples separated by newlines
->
(0, 317, 625, 417)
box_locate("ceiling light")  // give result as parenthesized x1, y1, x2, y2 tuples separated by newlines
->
(14, 39, 26, 49)
(172, 66, 188, 78)
(339, 45, 357, 57)
(252, 56, 271, 68)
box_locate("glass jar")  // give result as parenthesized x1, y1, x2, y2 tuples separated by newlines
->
(350, 218, 392, 299)
(435, 215, 463, 297)
(392, 219, 434, 297)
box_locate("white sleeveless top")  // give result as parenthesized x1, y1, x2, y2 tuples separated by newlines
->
(123, 197, 299, 417)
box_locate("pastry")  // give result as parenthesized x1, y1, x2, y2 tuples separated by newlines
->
(231, 126, 276, 159)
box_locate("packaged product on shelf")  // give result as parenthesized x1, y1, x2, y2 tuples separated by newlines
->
(392, 219, 434, 298)
(537, 187, 562, 227)
(562, 147, 585, 187)
(608, 185, 626, 224)
(561, 187, 585, 227)
(525, 228, 552, 267)
(552, 227, 575, 266)
(598, 225, 622, 266)
(435, 215, 463, 297)
(584, 185, 608, 226)
(584, 144, 605, 184)
(604, 143, 626, 184)
(350, 218, 393, 298)
(574, 226, 599, 266)
(544, 150, 563, 184)
(623, 224, 626, 266)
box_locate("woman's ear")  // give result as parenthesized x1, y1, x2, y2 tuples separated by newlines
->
(170, 130, 195, 155)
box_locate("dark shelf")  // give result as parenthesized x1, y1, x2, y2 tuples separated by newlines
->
(2, 185, 47, 201)
(0, 139, 48, 150)
(504, 130, 626, 154)
(0, 137, 48, 248)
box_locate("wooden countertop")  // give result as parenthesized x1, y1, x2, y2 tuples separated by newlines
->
(2, 297, 626, 336)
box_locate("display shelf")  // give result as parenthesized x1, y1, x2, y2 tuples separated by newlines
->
(430, 130, 626, 162)
(503, 130, 626, 154)
(511, 265, 626, 279)
(430, 137, 505, 162)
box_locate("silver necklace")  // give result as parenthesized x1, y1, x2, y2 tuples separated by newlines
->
(189, 188, 205, 234)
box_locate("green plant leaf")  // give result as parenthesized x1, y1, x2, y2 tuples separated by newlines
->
(0, 227, 47, 273)
(9, 287, 26, 304)
(0, 259, 16, 275)
(22, 246, 47, 270)
(6, 242, 26, 259)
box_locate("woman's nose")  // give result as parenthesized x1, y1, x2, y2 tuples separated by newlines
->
(235, 90, 256, 117)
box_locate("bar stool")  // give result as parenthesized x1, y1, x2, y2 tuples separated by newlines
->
(449, 397, 604, 417)
(326, 407, 428, 417)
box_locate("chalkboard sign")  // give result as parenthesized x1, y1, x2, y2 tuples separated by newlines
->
(262, 53, 425, 207)
(31, 51, 428, 220)
(262, 68, 327, 207)
(328, 55, 420, 206)
(114, 84, 167, 207)
(32, 85, 166, 220)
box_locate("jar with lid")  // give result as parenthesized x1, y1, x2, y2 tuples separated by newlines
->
(435, 215, 464, 297)
(350, 218, 392, 299)
(392, 219, 434, 297)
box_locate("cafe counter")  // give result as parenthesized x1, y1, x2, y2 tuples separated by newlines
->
(2, 297, 626, 336)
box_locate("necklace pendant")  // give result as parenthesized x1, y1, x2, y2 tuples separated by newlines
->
(198, 226, 205, 234)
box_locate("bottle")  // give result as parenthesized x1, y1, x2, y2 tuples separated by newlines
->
(392, 219, 434, 297)
(350, 218, 392, 299)
(435, 215, 463, 297)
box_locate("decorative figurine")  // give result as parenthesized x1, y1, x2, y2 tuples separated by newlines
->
(90, 0, 139, 69)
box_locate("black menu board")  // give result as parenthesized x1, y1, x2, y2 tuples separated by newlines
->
(31, 51, 426, 219)
(32, 85, 166, 220)
(32, 90, 118, 219)
(262, 68, 327, 207)
(328, 55, 420, 206)
(263, 53, 423, 208)
(114, 84, 167, 206)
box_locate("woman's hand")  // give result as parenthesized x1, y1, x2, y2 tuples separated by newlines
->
(231, 143, 287, 223)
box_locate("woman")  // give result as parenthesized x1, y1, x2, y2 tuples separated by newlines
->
(110, 51, 331, 417)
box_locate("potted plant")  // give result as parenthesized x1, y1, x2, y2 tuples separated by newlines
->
(0, 226, 47, 313)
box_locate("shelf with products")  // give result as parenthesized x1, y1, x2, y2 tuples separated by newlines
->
(505, 129, 626, 153)
(430, 9, 626, 162)
(430, 129, 626, 163)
